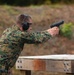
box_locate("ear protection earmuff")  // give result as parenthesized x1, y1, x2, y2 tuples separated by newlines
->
(22, 22, 30, 31)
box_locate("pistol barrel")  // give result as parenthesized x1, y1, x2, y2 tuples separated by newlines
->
(50, 20, 64, 28)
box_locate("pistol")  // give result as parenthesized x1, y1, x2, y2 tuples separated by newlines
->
(50, 20, 64, 28)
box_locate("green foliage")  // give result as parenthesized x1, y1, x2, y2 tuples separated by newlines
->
(50, 0, 74, 4)
(50, 0, 60, 4)
(44, 0, 51, 5)
(60, 23, 73, 39)
(0, 0, 74, 6)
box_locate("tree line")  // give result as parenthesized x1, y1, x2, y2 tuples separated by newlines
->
(0, 0, 74, 6)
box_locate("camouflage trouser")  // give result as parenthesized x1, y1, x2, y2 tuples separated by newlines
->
(0, 55, 16, 75)
(0, 50, 12, 75)
(0, 57, 12, 75)
(0, 56, 7, 75)
(0, 50, 18, 75)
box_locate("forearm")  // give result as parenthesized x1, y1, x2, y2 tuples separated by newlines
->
(25, 30, 52, 44)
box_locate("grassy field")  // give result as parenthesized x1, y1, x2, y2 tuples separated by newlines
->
(0, 4, 74, 75)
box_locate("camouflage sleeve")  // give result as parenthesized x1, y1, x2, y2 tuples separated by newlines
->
(23, 31, 52, 44)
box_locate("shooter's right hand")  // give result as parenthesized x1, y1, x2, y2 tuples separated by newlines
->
(46, 27, 59, 37)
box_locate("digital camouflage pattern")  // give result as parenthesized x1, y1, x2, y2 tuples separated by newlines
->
(0, 25, 51, 70)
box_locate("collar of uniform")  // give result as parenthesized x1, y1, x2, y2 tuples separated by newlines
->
(11, 25, 20, 30)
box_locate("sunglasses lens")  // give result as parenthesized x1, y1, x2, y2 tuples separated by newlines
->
(28, 23, 32, 25)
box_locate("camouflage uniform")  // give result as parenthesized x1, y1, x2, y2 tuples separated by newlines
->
(0, 25, 51, 71)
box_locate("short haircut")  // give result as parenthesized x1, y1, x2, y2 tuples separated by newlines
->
(17, 14, 31, 24)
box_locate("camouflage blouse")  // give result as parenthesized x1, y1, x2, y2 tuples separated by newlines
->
(0, 25, 51, 68)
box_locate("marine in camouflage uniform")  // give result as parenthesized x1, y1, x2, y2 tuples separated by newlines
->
(0, 24, 51, 69)
(0, 14, 59, 74)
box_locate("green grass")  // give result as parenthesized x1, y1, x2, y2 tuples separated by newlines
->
(3, 5, 20, 15)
